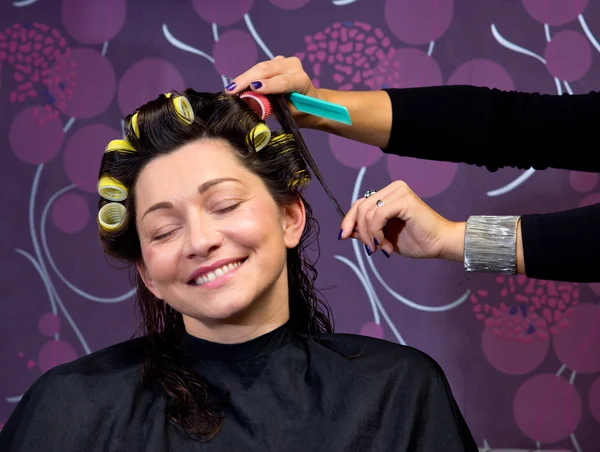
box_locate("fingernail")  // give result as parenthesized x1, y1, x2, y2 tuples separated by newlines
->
(225, 81, 236, 91)
(373, 238, 379, 248)
(338, 229, 343, 240)
(365, 245, 372, 256)
(381, 249, 391, 258)
(251, 81, 262, 89)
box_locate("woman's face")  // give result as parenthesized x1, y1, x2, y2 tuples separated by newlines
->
(134, 139, 305, 340)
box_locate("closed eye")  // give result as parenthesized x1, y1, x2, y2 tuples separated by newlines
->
(152, 229, 177, 241)
(215, 203, 240, 215)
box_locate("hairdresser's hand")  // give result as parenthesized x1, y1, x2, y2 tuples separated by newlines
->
(339, 181, 465, 262)
(224, 56, 321, 127)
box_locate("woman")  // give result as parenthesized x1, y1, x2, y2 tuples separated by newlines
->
(0, 90, 478, 451)
(225, 56, 600, 283)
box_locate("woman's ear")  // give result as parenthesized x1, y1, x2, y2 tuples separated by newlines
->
(281, 197, 306, 249)
(136, 260, 163, 299)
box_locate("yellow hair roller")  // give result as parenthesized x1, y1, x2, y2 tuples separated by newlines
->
(270, 133, 295, 154)
(164, 92, 172, 98)
(98, 202, 126, 231)
(131, 112, 140, 138)
(98, 176, 128, 202)
(246, 123, 271, 152)
(270, 133, 294, 144)
(288, 170, 310, 189)
(105, 139, 136, 154)
(172, 95, 194, 125)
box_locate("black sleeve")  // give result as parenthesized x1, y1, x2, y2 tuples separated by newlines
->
(382, 86, 600, 173)
(520, 202, 600, 282)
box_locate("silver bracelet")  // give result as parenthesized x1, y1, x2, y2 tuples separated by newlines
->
(464, 215, 520, 274)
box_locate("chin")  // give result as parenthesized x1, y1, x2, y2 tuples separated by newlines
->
(197, 295, 255, 323)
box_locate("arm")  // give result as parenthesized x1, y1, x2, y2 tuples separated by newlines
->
(442, 203, 600, 283)
(316, 86, 600, 173)
(228, 57, 599, 172)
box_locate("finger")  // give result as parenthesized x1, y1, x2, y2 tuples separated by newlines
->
(224, 56, 302, 94)
(356, 186, 398, 247)
(363, 197, 398, 258)
(340, 181, 406, 240)
(369, 189, 414, 235)
(339, 197, 364, 240)
(345, 229, 393, 258)
(356, 199, 375, 251)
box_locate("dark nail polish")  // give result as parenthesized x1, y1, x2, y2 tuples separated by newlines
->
(365, 245, 372, 256)
(338, 229, 343, 240)
(373, 238, 379, 247)
(225, 81, 236, 91)
(251, 81, 262, 89)
(381, 249, 391, 258)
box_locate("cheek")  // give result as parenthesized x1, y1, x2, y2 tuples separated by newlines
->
(141, 242, 181, 282)
(226, 203, 283, 247)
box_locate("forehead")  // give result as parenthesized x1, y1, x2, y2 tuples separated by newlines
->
(141, 138, 242, 181)
(135, 139, 253, 206)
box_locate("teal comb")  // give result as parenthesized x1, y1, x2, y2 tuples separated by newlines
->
(287, 92, 352, 125)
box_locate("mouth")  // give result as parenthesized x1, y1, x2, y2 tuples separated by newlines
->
(188, 258, 247, 287)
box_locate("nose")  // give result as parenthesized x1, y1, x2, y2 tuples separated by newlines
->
(182, 210, 223, 259)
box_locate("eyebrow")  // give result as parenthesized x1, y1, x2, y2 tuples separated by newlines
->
(141, 177, 240, 220)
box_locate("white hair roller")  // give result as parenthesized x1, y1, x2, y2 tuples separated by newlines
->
(97, 176, 128, 202)
(246, 123, 271, 152)
(98, 202, 126, 231)
(172, 95, 195, 125)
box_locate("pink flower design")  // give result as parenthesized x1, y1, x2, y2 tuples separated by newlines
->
(296, 21, 393, 90)
(0, 23, 76, 124)
(471, 275, 579, 343)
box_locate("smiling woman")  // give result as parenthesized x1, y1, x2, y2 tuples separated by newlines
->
(0, 89, 478, 451)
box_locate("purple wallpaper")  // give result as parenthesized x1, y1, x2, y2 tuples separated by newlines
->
(1, 0, 600, 450)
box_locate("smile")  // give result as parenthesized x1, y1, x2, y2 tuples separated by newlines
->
(189, 259, 246, 286)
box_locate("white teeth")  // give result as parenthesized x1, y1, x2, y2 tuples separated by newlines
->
(193, 260, 243, 285)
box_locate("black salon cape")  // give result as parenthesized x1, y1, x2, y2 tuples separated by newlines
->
(0, 323, 478, 451)
(382, 85, 600, 283)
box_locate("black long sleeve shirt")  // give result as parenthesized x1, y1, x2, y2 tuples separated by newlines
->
(383, 86, 600, 282)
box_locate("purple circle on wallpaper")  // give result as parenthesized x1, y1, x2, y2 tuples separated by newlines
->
(513, 374, 582, 443)
(38, 313, 61, 337)
(544, 30, 592, 82)
(589, 377, 600, 425)
(521, 0, 588, 26)
(569, 171, 598, 193)
(579, 192, 600, 207)
(51, 192, 90, 234)
(269, 0, 311, 9)
(192, 0, 254, 26)
(61, 0, 126, 44)
(481, 325, 548, 375)
(360, 321, 384, 339)
(386, 155, 457, 198)
(58, 48, 116, 119)
(38, 339, 77, 373)
(212, 30, 258, 77)
(365, 48, 442, 90)
(9, 107, 64, 165)
(328, 134, 383, 169)
(118, 58, 185, 116)
(447, 59, 515, 90)
(552, 303, 600, 374)
(384, 0, 454, 45)
(63, 124, 120, 193)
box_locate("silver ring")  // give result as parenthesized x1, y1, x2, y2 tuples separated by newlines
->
(376, 199, 384, 207)
(364, 190, 376, 198)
